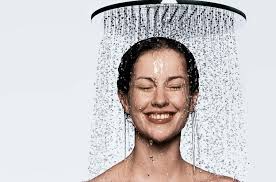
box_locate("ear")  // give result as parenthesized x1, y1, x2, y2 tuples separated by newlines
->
(117, 91, 130, 114)
(189, 91, 199, 112)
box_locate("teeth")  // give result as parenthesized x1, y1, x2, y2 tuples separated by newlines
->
(157, 114, 161, 119)
(149, 113, 171, 120)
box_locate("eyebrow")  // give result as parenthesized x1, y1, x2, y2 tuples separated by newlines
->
(166, 76, 185, 82)
(135, 77, 155, 82)
(135, 76, 185, 82)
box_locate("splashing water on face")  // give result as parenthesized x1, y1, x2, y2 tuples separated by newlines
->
(89, 4, 248, 181)
(153, 59, 164, 75)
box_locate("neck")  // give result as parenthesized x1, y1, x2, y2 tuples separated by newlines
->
(126, 131, 187, 179)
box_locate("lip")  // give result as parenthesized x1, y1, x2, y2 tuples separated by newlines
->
(144, 112, 175, 124)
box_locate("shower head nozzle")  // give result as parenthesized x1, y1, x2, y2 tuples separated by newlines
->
(91, 0, 246, 21)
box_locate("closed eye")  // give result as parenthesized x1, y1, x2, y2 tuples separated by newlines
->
(138, 87, 154, 91)
(169, 86, 182, 91)
(167, 84, 184, 91)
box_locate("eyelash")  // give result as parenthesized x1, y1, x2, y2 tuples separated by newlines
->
(139, 87, 153, 91)
(169, 86, 182, 91)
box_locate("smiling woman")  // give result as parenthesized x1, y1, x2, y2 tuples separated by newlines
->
(117, 37, 199, 145)
(88, 37, 239, 182)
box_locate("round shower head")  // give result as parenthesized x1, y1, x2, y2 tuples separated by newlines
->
(91, 0, 246, 20)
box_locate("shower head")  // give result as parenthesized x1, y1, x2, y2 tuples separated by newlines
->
(91, 0, 246, 20)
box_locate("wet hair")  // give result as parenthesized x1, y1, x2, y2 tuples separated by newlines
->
(117, 37, 199, 95)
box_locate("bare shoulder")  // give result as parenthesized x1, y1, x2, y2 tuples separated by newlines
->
(212, 175, 240, 182)
(197, 172, 239, 182)
(191, 165, 239, 182)
(86, 160, 127, 182)
(197, 171, 239, 182)
(86, 169, 113, 182)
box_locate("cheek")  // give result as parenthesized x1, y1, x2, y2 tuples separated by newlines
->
(168, 91, 190, 110)
(129, 90, 152, 111)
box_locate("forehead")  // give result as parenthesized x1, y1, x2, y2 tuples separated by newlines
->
(133, 48, 187, 77)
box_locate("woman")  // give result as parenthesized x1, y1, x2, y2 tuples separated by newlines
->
(89, 37, 238, 182)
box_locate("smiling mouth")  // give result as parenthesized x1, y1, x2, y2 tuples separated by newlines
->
(145, 113, 175, 124)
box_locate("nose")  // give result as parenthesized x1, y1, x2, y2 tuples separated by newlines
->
(151, 87, 169, 108)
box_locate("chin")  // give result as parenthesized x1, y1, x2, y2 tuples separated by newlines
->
(139, 128, 181, 144)
(154, 132, 181, 144)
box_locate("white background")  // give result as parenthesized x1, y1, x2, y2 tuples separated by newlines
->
(0, 0, 275, 181)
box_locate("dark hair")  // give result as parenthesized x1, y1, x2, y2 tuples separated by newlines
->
(117, 37, 199, 95)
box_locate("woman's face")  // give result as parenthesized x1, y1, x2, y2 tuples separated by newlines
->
(119, 48, 198, 143)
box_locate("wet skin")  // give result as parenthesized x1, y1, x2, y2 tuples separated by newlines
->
(122, 48, 196, 144)
(88, 48, 239, 182)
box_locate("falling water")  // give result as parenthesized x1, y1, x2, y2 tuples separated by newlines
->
(191, 110, 198, 174)
(89, 3, 247, 181)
